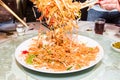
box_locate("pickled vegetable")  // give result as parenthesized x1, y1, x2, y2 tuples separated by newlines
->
(112, 42, 120, 49)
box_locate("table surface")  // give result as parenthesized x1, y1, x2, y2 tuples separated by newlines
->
(0, 21, 120, 80)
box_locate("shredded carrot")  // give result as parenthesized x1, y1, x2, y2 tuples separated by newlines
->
(22, 0, 100, 71)
(23, 34, 99, 71)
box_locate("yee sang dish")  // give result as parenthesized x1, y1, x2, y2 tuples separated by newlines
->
(18, 0, 100, 72)
(20, 34, 99, 71)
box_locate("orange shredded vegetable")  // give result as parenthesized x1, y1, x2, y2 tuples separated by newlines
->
(24, 34, 99, 71)
(21, 0, 100, 71)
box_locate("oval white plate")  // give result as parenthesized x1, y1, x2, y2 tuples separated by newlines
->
(15, 35, 104, 74)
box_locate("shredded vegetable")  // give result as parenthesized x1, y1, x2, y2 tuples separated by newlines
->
(20, 0, 100, 71)
(31, 0, 81, 30)
(21, 34, 99, 71)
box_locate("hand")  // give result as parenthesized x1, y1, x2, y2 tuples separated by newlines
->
(98, 0, 120, 11)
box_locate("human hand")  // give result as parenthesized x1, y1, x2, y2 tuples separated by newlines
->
(98, 0, 120, 11)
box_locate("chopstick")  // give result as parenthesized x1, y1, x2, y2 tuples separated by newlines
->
(0, 0, 29, 28)
(80, 0, 98, 9)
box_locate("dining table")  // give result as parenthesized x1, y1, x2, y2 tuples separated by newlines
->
(0, 21, 120, 80)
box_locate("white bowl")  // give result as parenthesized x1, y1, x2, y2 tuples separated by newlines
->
(111, 41, 120, 52)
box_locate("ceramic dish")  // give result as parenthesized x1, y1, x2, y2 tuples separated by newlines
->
(111, 41, 120, 52)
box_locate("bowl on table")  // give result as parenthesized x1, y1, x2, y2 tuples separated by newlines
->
(111, 41, 120, 52)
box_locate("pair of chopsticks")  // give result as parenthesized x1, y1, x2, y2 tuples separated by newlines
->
(80, 0, 98, 9)
(0, 0, 29, 28)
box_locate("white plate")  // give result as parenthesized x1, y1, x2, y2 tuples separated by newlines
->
(15, 35, 104, 74)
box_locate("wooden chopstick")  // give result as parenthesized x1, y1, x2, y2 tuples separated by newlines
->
(0, 0, 29, 28)
(80, 0, 98, 9)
